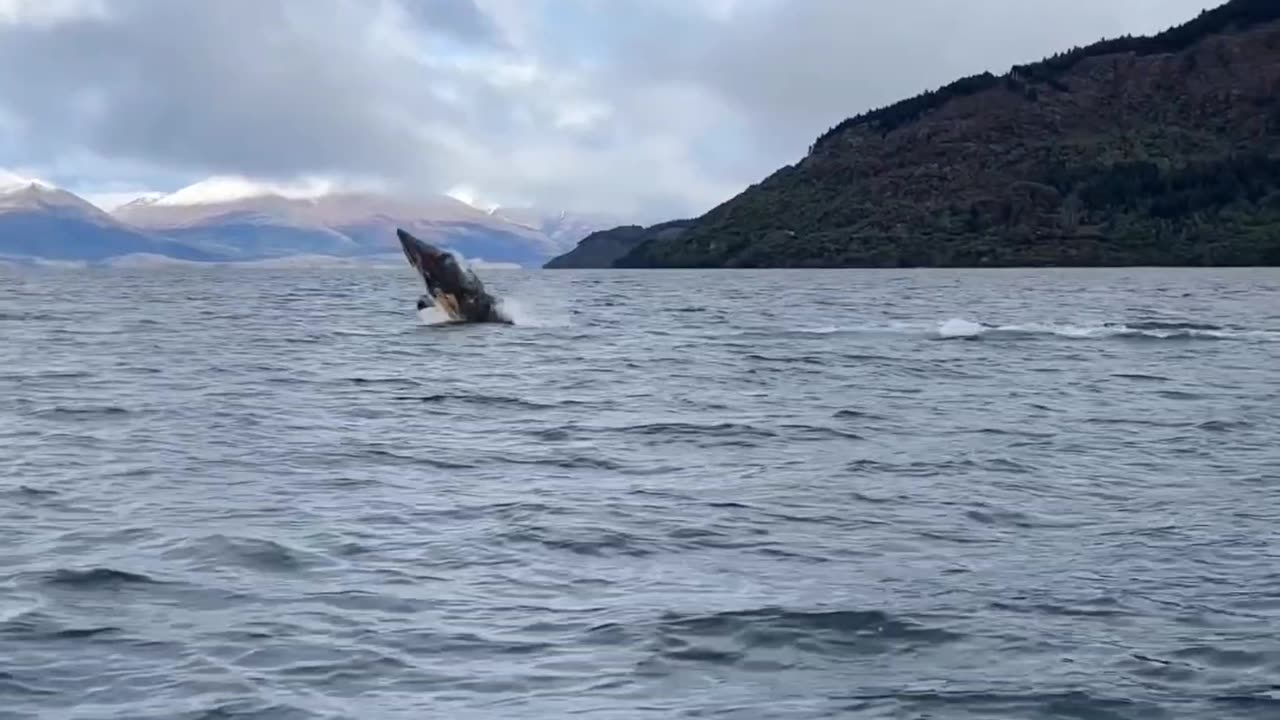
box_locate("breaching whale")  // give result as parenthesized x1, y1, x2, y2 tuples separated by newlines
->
(397, 228, 511, 324)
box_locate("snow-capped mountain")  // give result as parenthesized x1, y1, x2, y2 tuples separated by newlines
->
(0, 172, 622, 266)
(110, 177, 601, 265)
(0, 173, 217, 262)
(491, 206, 622, 252)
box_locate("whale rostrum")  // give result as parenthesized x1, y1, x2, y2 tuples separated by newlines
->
(397, 228, 511, 324)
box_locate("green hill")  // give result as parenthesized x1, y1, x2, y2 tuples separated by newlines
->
(586, 0, 1280, 269)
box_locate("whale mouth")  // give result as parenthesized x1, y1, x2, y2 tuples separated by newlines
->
(398, 226, 509, 325)
(398, 230, 440, 277)
(399, 230, 468, 321)
(398, 229, 452, 296)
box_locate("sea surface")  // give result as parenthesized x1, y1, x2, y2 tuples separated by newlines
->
(1, 264, 1279, 719)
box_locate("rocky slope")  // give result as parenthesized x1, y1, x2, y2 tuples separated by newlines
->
(609, 0, 1280, 268)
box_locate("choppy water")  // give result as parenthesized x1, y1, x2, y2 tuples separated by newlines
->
(2, 265, 1280, 719)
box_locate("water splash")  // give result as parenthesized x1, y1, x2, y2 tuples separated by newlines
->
(412, 296, 568, 328)
(937, 319, 986, 339)
(416, 305, 456, 326)
(494, 296, 571, 328)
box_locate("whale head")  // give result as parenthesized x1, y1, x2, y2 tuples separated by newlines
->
(398, 229, 470, 293)
(397, 228, 507, 324)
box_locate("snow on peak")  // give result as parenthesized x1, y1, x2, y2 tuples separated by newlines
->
(88, 191, 166, 212)
(0, 169, 55, 194)
(445, 184, 502, 213)
(153, 176, 344, 206)
(152, 175, 389, 207)
(128, 192, 166, 205)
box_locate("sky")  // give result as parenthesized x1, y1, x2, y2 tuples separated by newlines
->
(0, 0, 1220, 223)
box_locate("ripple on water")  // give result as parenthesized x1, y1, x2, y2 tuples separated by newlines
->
(2, 267, 1279, 718)
(160, 535, 338, 573)
(41, 567, 163, 589)
(597, 606, 965, 675)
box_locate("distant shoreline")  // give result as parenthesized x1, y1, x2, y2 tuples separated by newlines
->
(4, 255, 1277, 272)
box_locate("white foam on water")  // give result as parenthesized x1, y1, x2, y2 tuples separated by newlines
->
(416, 305, 455, 326)
(936, 318, 985, 339)
(494, 296, 570, 327)
(929, 318, 1279, 342)
(755, 318, 1278, 343)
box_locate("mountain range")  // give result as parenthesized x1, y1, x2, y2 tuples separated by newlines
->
(0, 174, 617, 268)
(546, 0, 1280, 269)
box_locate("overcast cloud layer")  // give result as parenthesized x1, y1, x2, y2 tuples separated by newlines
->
(0, 0, 1218, 220)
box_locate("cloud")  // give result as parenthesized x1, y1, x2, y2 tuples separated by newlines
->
(0, 0, 1221, 221)
(576, 0, 1221, 175)
(0, 1, 437, 181)
(400, 0, 502, 45)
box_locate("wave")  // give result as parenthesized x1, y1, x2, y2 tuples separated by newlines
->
(585, 606, 964, 670)
(0, 609, 122, 641)
(391, 392, 595, 410)
(840, 689, 1167, 717)
(160, 534, 335, 573)
(42, 567, 162, 589)
(499, 525, 655, 558)
(360, 447, 479, 470)
(619, 421, 778, 438)
(733, 317, 1277, 342)
(30, 404, 134, 419)
(934, 318, 1277, 341)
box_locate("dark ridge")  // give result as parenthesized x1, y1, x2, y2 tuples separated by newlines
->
(345, 376, 421, 387)
(543, 219, 695, 269)
(1110, 373, 1173, 382)
(494, 453, 627, 471)
(778, 424, 866, 442)
(1123, 321, 1224, 331)
(175, 700, 317, 720)
(839, 690, 1163, 716)
(832, 409, 885, 420)
(0, 370, 91, 380)
(0, 610, 122, 641)
(990, 601, 1130, 618)
(582, 606, 965, 661)
(360, 447, 479, 470)
(12, 485, 58, 497)
(33, 404, 132, 418)
(498, 525, 655, 557)
(391, 392, 600, 410)
(619, 421, 777, 439)
(649, 607, 965, 660)
(43, 567, 161, 588)
(813, 71, 1000, 144)
(160, 534, 331, 573)
(1198, 419, 1252, 432)
(811, 0, 1279, 147)
(0, 671, 57, 697)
